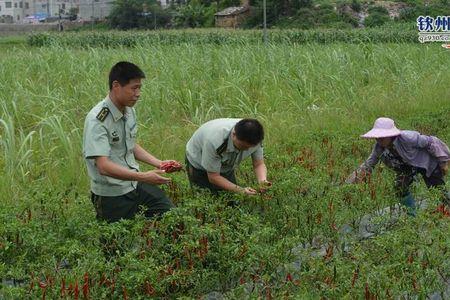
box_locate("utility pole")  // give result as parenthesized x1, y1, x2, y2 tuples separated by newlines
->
(21, 0, 25, 23)
(263, 0, 267, 45)
(91, 0, 94, 29)
(58, 3, 62, 31)
(153, 6, 156, 30)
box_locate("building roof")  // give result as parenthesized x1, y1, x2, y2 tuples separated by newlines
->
(214, 6, 249, 17)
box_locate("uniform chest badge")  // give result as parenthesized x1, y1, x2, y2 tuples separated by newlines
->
(112, 131, 120, 142)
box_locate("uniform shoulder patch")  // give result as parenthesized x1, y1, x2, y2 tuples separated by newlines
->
(96, 107, 110, 122)
(216, 138, 228, 156)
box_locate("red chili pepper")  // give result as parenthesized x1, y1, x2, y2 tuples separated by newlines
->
(324, 244, 333, 260)
(47, 275, 54, 287)
(364, 282, 370, 300)
(251, 274, 260, 283)
(38, 280, 48, 300)
(74, 281, 79, 300)
(144, 280, 155, 296)
(286, 273, 293, 282)
(237, 244, 248, 259)
(160, 161, 182, 173)
(265, 284, 272, 300)
(200, 236, 208, 256)
(60, 278, 66, 297)
(175, 258, 181, 270)
(412, 276, 418, 291)
(172, 231, 178, 242)
(385, 288, 392, 298)
(98, 273, 106, 286)
(328, 201, 334, 213)
(171, 280, 177, 288)
(122, 285, 128, 300)
(83, 273, 89, 299)
(29, 273, 35, 293)
(315, 213, 322, 224)
(146, 237, 152, 248)
(197, 248, 204, 260)
(141, 225, 149, 237)
(331, 222, 338, 231)
(184, 247, 194, 269)
(196, 212, 204, 223)
(110, 279, 115, 295)
(324, 276, 333, 286)
(29, 280, 35, 292)
(166, 265, 174, 275)
(435, 204, 450, 217)
(351, 267, 359, 288)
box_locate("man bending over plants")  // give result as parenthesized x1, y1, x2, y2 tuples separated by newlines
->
(185, 118, 271, 195)
(346, 117, 450, 215)
(83, 61, 182, 222)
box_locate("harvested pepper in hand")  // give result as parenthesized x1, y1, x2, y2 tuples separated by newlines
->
(160, 161, 183, 173)
(258, 181, 272, 193)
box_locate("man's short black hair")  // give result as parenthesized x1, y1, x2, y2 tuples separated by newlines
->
(109, 61, 146, 90)
(234, 118, 264, 145)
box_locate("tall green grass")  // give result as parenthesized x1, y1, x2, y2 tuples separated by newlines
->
(1, 42, 448, 191)
(27, 28, 419, 47)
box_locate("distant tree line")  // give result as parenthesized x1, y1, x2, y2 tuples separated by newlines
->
(108, 0, 450, 30)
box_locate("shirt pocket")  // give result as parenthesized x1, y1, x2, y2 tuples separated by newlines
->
(222, 153, 237, 168)
(126, 123, 137, 150)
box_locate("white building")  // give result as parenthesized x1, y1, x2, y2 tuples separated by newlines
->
(0, 0, 80, 23)
(78, 0, 112, 21)
(159, 0, 186, 7)
(0, 0, 32, 23)
(0, 0, 176, 23)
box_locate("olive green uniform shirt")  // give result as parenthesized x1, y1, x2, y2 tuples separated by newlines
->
(186, 118, 263, 174)
(83, 96, 139, 196)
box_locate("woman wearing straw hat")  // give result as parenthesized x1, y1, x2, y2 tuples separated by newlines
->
(346, 117, 450, 215)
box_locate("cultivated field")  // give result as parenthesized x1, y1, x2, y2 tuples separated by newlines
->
(0, 32, 449, 298)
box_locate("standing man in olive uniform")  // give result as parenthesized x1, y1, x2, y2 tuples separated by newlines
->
(83, 61, 180, 223)
(185, 118, 271, 195)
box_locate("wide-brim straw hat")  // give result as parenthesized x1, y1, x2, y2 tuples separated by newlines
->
(361, 117, 401, 139)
